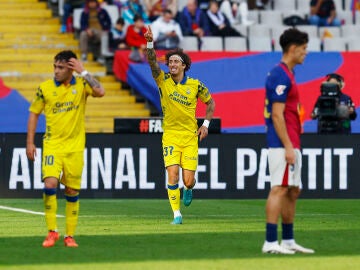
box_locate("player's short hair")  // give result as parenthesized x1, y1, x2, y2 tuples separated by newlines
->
(54, 50, 77, 62)
(165, 48, 191, 71)
(279, 28, 308, 53)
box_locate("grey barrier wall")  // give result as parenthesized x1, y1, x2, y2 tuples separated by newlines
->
(1, 133, 359, 199)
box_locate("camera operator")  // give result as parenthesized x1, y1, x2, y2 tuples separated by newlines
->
(311, 73, 357, 134)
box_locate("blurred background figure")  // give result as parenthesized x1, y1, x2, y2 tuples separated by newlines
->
(60, 0, 84, 33)
(308, 0, 342, 26)
(206, 0, 244, 37)
(144, 0, 178, 22)
(178, 0, 210, 50)
(122, 0, 151, 24)
(79, 0, 112, 62)
(125, 14, 147, 62)
(219, 0, 254, 26)
(151, 9, 183, 49)
(109, 17, 128, 51)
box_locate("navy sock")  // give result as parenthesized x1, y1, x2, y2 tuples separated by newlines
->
(266, 223, 278, 242)
(282, 223, 294, 240)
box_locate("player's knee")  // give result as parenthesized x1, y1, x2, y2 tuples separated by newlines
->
(270, 186, 288, 197)
(43, 177, 58, 189)
(183, 178, 196, 189)
(289, 187, 301, 200)
(168, 177, 179, 185)
(65, 189, 80, 202)
(167, 172, 179, 185)
(65, 186, 79, 196)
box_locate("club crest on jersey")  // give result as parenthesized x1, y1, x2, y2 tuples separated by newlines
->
(72, 89, 77, 94)
(186, 88, 191, 95)
(275, 85, 286, 95)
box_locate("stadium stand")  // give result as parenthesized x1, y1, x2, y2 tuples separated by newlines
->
(341, 24, 360, 37)
(319, 26, 342, 38)
(296, 0, 310, 12)
(259, 10, 283, 25)
(248, 24, 272, 38)
(179, 36, 199, 51)
(347, 38, 360, 50)
(224, 37, 247, 51)
(248, 36, 272, 51)
(0, 0, 150, 133)
(200, 36, 223, 51)
(323, 37, 348, 51)
(272, 0, 296, 11)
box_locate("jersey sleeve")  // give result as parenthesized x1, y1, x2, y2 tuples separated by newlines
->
(154, 69, 165, 85)
(29, 85, 45, 114)
(266, 71, 291, 103)
(197, 80, 212, 104)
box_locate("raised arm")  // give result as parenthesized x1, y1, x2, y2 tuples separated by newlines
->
(144, 25, 161, 79)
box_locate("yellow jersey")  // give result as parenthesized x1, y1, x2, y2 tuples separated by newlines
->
(155, 70, 212, 136)
(29, 76, 93, 153)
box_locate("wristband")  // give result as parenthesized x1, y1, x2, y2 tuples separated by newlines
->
(81, 70, 89, 77)
(202, 119, 210, 128)
(147, 42, 154, 49)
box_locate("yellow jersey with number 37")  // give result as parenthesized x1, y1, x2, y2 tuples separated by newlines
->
(29, 76, 93, 153)
(155, 70, 212, 137)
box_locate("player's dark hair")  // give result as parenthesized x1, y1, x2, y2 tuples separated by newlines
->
(279, 28, 308, 53)
(165, 48, 191, 71)
(54, 50, 77, 62)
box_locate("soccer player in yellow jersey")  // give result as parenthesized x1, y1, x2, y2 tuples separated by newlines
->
(144, 26, 216, 224)
(26, 50, 105, 247)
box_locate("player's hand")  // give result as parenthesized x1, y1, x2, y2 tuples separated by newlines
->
(198, 125, 208, 142)
(285, 147, 295, 165)
(26, 143, 37, 161)
(144, 25, 153, 42)
(67, 57, 84, 74)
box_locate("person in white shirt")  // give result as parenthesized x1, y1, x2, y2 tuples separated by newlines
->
(151, 9, 183, 49)
(219, 0, 254, 26)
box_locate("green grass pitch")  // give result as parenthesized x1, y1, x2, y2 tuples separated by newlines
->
(0, 198, 359, 269)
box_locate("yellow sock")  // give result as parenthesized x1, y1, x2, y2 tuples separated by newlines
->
(65, 193, 80, 237)
(167, 183, 180, 212)
(43, 188, 57, 231)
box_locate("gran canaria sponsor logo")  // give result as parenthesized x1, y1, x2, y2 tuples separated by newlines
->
(169, 91, 192, 106)
(53, 101, 79, 114)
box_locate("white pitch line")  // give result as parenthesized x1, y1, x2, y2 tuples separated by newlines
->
(0, 205, 64, 217)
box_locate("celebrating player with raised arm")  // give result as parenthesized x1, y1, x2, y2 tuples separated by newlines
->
(144, 26, 215, 224)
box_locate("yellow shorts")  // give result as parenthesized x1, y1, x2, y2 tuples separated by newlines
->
(162, 133, 198, 171)
(42, 151, 84, 190)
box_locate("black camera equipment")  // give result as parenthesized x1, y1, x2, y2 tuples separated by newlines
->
(316, 82, 342, 134)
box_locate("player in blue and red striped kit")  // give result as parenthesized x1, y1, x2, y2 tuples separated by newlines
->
(262, 28, 314, 254)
